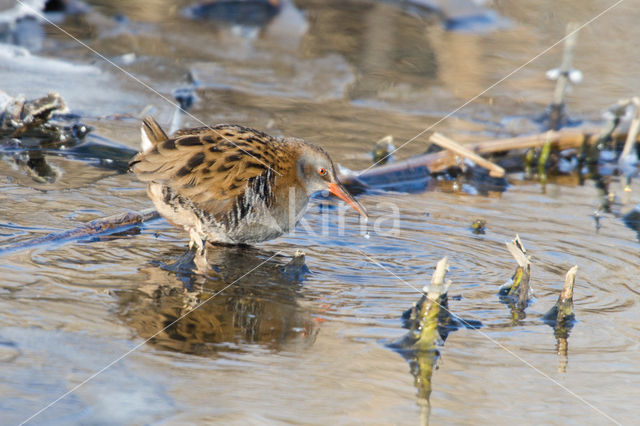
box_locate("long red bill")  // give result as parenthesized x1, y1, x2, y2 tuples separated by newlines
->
(328, 182, 368, 219)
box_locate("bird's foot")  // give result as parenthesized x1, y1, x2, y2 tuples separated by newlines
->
(188, 228, 205, 253)
(188, 231, 218, 277)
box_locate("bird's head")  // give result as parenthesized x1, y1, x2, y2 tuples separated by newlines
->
(295, 143, 368, 219)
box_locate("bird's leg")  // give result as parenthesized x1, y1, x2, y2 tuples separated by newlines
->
(188, 228, 211, 275)
(188, 227, 204, 252)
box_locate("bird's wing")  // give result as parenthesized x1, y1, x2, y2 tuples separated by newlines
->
(129, 125, 283, 215)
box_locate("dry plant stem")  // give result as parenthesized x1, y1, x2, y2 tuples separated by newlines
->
(430, 132, 505, 177)
(553, 23, 579, 106)
(424, 256, 451, 296)
(506, 235, 530, 268)
(555, 265, 578, 322)
(504, 235, 532, 309)
(620, 98, 640, 160)
(351, 125, 638, 183)
(548, 23, 578, 130)
(560, 265, 578, 302)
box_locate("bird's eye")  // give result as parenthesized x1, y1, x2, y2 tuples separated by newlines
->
(318, 167, 328, 176)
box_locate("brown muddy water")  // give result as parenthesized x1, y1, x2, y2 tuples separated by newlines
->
(1, 0, 640, 424)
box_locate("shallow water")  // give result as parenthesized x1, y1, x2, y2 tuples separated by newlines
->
(1, 0, 640, 424)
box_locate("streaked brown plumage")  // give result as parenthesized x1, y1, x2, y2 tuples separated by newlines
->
(129, 117, 366, 259)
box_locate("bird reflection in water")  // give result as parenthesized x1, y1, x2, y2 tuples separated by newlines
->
(114, 245, 317, 356)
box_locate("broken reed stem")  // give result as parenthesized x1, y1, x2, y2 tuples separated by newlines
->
(548, 22, 579, 131)
(430, 132, 505, 177)
(556, 265, 578, 322)
(424, 256, 451, 295)
(620, 97, 640, 160)
(550, 265, 577, 373)
(552, 22, 579, 107)
(560, 265, 578, 301)
(502, 235, 532, 311)
(505, 235, 529, 268)
(409, 257, 451, 353)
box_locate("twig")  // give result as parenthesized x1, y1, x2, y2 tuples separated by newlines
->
(0, 208, 160, 255)
(345, 122, 640, 188)
(620, 97, 640, 160)
(430, 132, 505, 177)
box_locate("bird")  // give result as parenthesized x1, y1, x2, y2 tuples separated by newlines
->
(129, 116, 367, 270)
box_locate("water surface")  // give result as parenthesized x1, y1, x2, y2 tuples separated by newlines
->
(1, 0, 639, 424)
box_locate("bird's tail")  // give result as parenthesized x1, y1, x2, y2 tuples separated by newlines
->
(140, 116, 168, 152)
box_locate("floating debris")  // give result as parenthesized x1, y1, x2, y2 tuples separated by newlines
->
(372, 135, 395, 165)
(398, 0, 509, 33)
(280, 249, 310, 281)
(0, 90, 144, 182)
(0, 90, 92, 144)
(470, 218, 486, 234)
(184, 0, 282, 27)
(0, 91, 68, 136)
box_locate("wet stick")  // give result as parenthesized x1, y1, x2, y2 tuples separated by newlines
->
(0, 208, 160, 255)
(341, 123, 640, 190)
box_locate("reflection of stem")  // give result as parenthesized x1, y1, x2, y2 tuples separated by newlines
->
(557, 336, 568, 373)
(508, 299, 526, 324)
(538, 132, 553, 192)
(392, 257, 451, 426)
(418, 395, 431, 426)
(413, 351, 436, 426)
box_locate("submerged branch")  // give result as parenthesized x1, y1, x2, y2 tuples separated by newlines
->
(0, 208, 160, 255)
